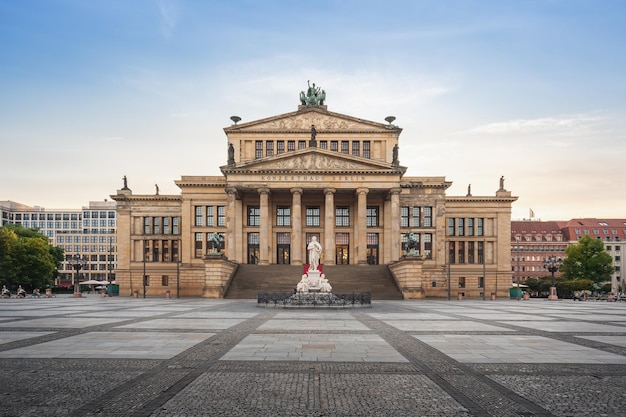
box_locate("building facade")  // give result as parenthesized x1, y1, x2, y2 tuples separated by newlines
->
(112, 88, 517, 299)
(511, 219, 625, 292)
(0, 200, 117, 286)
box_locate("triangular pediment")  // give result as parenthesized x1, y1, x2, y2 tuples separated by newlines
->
(224, 107, 400, 133)
(222, 148, 405, 174)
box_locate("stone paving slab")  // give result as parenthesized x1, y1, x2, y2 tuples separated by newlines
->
(0, 298, 625, 417)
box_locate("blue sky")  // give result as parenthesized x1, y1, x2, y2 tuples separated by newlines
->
(1, 0, 625, 220)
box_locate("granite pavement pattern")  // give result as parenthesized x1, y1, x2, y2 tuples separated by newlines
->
(1, 296, 626, 416)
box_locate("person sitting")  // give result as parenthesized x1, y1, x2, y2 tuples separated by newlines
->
(32, 288, 41, 298)
(1, 285, 10, 298)
(17, 285, 26, 298)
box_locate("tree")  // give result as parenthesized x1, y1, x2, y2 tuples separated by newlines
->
(0, 224, 63, 289)
(561, 235, 614, 284)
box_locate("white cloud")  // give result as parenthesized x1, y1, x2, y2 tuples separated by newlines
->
(461, 113, 607, 136)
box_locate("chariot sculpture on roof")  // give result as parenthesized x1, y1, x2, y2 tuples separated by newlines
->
(300, 80, 326, 106)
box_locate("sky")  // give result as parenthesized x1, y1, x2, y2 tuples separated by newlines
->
(1, 0, 625, 220)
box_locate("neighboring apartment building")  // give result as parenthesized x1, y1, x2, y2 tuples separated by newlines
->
(0, 200, 117, 286)
(112, 84, 517, 299)
(511, 219, 625, 292)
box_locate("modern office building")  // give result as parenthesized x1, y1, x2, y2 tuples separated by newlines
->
(0, 200, 117, 286)
(112, 84, 517, 299)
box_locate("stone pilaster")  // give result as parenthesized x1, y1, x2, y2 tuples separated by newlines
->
(258, 187, 270, 265)
(290, 188, 303, 264)
(324, 188, 336, 265)
(389, 188, 402, 261)
(356, 187, 369, 264)
(225, 186, 238, 261)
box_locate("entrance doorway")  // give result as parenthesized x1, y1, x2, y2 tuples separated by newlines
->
(276, 232, 290, 264)
(367, 233, 379, 265)
(247, 232, 259, 264)
(335, 232, 350, 265)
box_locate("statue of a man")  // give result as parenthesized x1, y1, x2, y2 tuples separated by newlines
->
(309, 125, 317, 147)
(499, 176, 505, 190)
(227, 143, 235, 166)
(307, 236, 322, 271)
(392, 144, 399, 166)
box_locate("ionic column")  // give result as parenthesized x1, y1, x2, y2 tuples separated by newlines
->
(290, 188, 303, 264)
(225, 186, 238, 261)
(356, 187, 369, 264)
(258, 187, 270, 265)
(389, 188, 402, 261)
(324, 188, 336, 265)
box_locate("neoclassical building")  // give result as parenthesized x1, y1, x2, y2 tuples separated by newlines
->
(113, 85, 517, 299)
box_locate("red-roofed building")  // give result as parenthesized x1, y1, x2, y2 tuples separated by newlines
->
(511, 219, 626, 292)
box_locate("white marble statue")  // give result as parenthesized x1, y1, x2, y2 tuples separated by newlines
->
(319, 274, 332, 293)
(296, 275, 309, 293)
(307, 236, 322, 271)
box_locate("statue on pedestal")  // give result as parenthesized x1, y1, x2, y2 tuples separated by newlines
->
(297, 275, 309, 293)
(307, 236, 322, 271)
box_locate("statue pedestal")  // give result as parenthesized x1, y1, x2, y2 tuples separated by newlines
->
(548, 286, 558, 301)
(307, 269, 322, 289)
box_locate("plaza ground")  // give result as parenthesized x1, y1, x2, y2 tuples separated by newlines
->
(1, 296, 626, 416)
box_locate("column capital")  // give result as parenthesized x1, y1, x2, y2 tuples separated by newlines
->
(257, 186, 270, 195)
(388, 187, 402, 198)
(324, 188, 336, 195)
(356, 187, 369, 195)
(225, 186, 239, 197)
(290, 187, 303, 195)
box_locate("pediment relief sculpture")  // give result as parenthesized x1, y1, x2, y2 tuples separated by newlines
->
(240, 153, 390, 172)
(246, 114, 382, 132)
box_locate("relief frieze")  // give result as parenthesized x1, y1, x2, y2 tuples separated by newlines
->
(270, 154, 363, 170)
(258, 115, 358, 130)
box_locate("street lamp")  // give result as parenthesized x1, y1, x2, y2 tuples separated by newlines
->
(543, 255, 563, 301)
(69, 254, 88, 297)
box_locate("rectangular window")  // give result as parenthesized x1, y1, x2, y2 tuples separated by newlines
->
(320, 140, 327, 149)
(363, 141, 370, 158)
(195, 206, 203, 226)
(277, 206, 291, 226)
(424, 207, 433, 227)
(467, 218, 474, 236)
(400, 206, 409, 228)
(298, 140, 306, 150)
(336, 206, 350, 227)
(306, 206, 320, 227)
(478, 241, 484, 263)
(457, 218, 464, 236)
(412, 207, 420, 227)
(206, 206, 214, 227)
(287, 140, 295, 152)
(255, 141, 263, 159)
(366, 206, 379, 227)
(217, 206, 225, 227)
(341, 141, 349, 154)
(152, 217, 160, 234)
(266, 141, 274, 157)
(330, 141, 338, 152)
(163, 217, 170, 234)
(468, 241, 475, 264)
(276, 141, 284, 154)
(458, 277, 466, 288)
(161, 275, 169, 286)
(424, 233, 432, 258)
(457, 241, 465, 263)
(448, 241, 455, 263)
(195, 232, 203, 257)
(172, 217, 179, 235)
(447, 218, 455, 236)
(352, 141, 360, 156)
(477, 218, 484, 236)
(248, 206, 260, 226)
(144, 217, 151, 234)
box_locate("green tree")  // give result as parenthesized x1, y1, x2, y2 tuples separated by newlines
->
(0, 224, 63, 289)
(561, 235, 614, 284)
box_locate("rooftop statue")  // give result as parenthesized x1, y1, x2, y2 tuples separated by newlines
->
(299, 80, 326, 106)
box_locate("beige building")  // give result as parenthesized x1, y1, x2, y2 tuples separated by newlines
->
(112, 87, 517, 299)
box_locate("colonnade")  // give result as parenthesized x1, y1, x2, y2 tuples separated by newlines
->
(223, 185, 402, 265)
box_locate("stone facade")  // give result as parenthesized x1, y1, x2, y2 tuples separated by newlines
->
(112, 95, 517, 298)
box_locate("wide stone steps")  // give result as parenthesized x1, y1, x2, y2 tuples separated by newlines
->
(224, 264, 403, 300)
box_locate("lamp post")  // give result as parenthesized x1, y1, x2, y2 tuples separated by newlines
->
(69, 254, 88, 297)
(516, 237, 521, 300)
(543, 255, 562, 301)
(108, 237, 114, 297)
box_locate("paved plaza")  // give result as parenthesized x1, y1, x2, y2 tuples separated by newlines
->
(1, 297, 626, 416)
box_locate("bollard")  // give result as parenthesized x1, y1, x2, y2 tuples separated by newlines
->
(457, 293, 463, 300)
(133, 290, 139, 298)
(165, 290, 171, 299)
(490, 292, 496, 301)
(45, 288, 52, 298)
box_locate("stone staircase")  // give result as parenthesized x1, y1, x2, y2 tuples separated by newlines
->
(224, 264, 403, 300)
